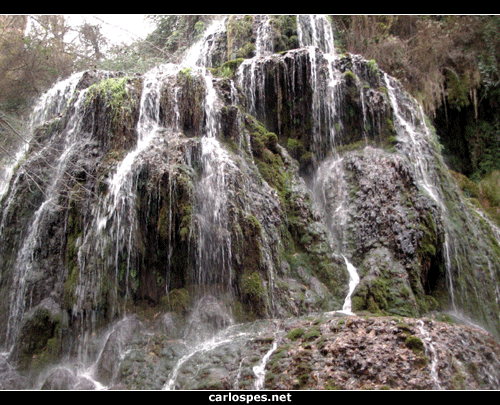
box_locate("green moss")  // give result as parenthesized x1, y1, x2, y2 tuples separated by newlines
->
(226, 15, 255, 59)
(286, 327, 305, 340)
(176, 68, 206, 136)
(405, 335, 424, 354)
(210, 58, 245, 78)
(240, 271, 267, 317)
(451, 170, 481, 199)
(242, 272, 265, 299)
(303, 326, 321, 342)
(270, 15, 299, 52)
(16, 306, 63, 374)
(368, 59, 379, 75)
(245, 114, 291, 202)
(295, 360, 313, 387)
(85, 76, 138, 129)
(245, 214, 262, 238)
(343, 70, 357, 83)
(161, 288, 191, 314)
(235, 212, 263, 274)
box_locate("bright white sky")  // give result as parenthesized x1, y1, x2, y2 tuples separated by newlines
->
(64, 14, 154, 45)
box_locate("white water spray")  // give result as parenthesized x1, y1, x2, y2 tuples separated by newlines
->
(4, 84, 89, 348)
(253, 341, 278, 390)
(338, 256, 360, 315)
(163, 325, 252, 390)
(417, 319, 442, 390)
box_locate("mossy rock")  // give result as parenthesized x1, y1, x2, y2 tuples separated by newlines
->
(286, 327, 305, 340)
(303, 326, 321, 342)
(405, 335, 425, 354)
(161, 288, 191, 314)
(241, 272, 265, 305)
(210, 58, 245, 78)
(12, 298, 65, 374)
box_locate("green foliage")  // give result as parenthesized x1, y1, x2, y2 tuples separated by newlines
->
(467, 115, 500, 181)
(270, 15, 299, 53)
(303, 326, 321, 342)
(480, 170, 500, 207)
(161, 288, 191, 314)
(85, 76, 138, 129)
(286, 328, 305, 340)
(146, 15, 214, 56)
(445, 69, 472, 111)
(210, 58, 245, 78)
(227, 15, 255, 60)
(96, 41, 165, 74)
(478, 15, 500, 93)
(405, 335, 424, 354)
(0, 15, 75, 112)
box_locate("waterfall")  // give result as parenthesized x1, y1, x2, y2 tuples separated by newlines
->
(163, 324, 253, 390)
(182, 20, 238, 294)
(383, 72, 465, 316)
(417, 320, 442, 390)
(182, 17, 227, 68)
(297, 14, 339, 150)
(297, 16, 360, 313)
(253, 340, 278, 390)
(74, 65, 180, 329)
(0, 145, 27, 204)
(236, 14, 360, 315)
(254, 15, 274, 57)
(3, 14, 500, 390)
(195, 136, 235, 289)
(297, 15, 335, 55)
(383, 73, 443, 209)
(3, 82, 89, 348)
(338, 256, 360, 315)
(1, 71, 85, 202)
(30, 72, 85, 129)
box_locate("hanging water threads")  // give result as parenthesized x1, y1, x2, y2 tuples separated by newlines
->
(1, 15, 500, 390)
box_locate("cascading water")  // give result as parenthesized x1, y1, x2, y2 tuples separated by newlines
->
(183, 17, 228, 68)
(3, 75, 89, 348)
(254, 15, 274, 57)
(3, 15, 500, 390)
(383, 72, 469, 319)
(184, 20, 239, 294)
(195, 137, 235, 289)
(417, 319, 442, 390)
(297, 15, 335, 55)
(338, 256, 360, 315)
(0, 145, 27, 202)
(298, 15, 361, 313)
(74, 65, 181, 331)
(383, 73, 443, 208)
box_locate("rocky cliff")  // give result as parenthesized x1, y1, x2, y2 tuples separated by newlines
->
(0, 15, 500, 390)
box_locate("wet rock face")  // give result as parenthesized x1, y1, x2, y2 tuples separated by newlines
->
(0, 353, 27, 389)
(78, 313, 500, 390)
(3, 16, 500, 390)
(96, 315, 143, 386)
(264, 315, 500, 390)
(341, 148, 445, 316)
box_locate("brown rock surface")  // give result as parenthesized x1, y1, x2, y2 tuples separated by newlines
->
(264, 314, 500, 390)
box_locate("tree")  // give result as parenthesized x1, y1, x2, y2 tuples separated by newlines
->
(145, 15, 214, 58)
(0, 15, 75, 113)
(71, 21, 108, 71)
